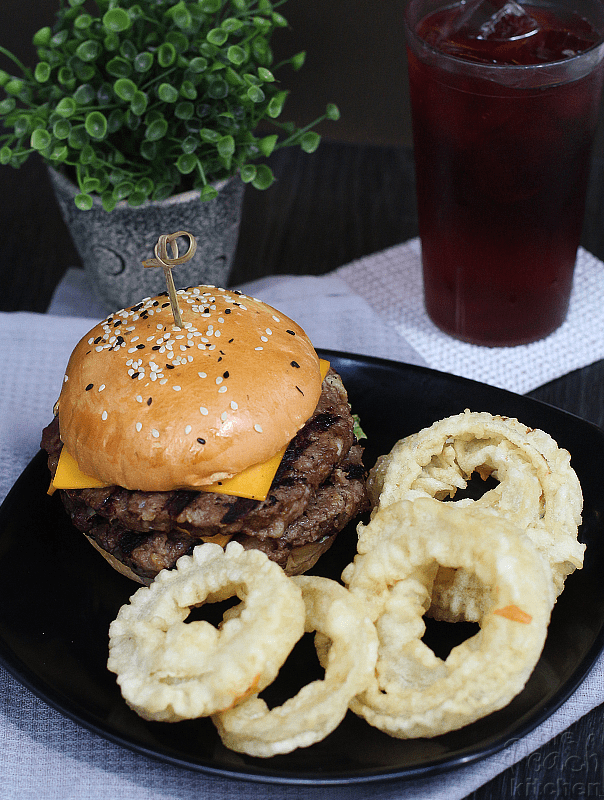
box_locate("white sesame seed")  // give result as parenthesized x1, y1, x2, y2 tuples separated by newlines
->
(266, 328, 272, 335)
(151, 428, 159, 438)
(95, 345, 104, 352)
(128, 347, 137, 354)
(272, 315, 280, 322)
(231, 401, 238, 410)
(261, 336, 268, 342)
(102, 411, 108, 421)
(137, 373, 145, 380)
(255, 347, 263, 351)
(200, 406, 208, 415)
(221, 412, 227, 421)
(63, 375, 69, 383)
(131, 336, 139, 342)
(185, 425, 192, 434)
(218, 385, 227, 393)
(160, 379, 168, 385)
(198, 372, 207, 378)
(136, 422, 142, 432)
(136, 395, 143, 403)
(99, 384, 105, 392)
(254, 424, 263, 433)
(173, 385, 181, 391)
(215, 376, 223, 385)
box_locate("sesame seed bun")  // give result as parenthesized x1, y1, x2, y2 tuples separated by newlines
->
(56, 286, 322, 492)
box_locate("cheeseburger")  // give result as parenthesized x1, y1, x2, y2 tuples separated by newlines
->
(41, 285, 368, 583)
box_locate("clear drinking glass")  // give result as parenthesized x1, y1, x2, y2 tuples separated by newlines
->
(405, 0, 604, 346)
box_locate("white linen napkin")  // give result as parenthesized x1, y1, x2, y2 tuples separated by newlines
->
(1, 237, 604, 799)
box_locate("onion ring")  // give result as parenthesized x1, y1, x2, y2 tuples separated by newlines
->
(107, 542, 305, 721)
(342, 498, 555, 739)
(365, 410, 583, 620)
(212, 575, 378, 756)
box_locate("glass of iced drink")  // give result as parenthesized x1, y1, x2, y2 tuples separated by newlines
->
(405, 0, 604, 346)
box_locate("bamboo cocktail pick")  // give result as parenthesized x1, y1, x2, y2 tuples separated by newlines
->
(142, 231, 198, 328)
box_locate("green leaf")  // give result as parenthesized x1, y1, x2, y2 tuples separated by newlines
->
(158, 83, 179, 103)
(188, 57, 208, 73)
(200, 184, 218, 201)
(49, 144, 68, 162)
(175, 101, 194, 119)
(247, 85, 265, 104)
(152, 182, 175, 201)
(74, 13, 93, 30)
(75, 193, 94, 211)
(5, 79, 25, 96)
(101, 191, 117, 212)
(107, 57, 133, 78)
(68, 125, 90, 149)
(0, 98, 16, 114)
(14, 116, 31, 137)
(258, 67, 274, 82)
(73, 83, 96, 105)
(251, 163, 274, 190)
(300, 131, 320, 153)
(258, 134, 278, 157)
(181, 135, 198, 154)
(58, 67, 75, 87)
(75, 40, 102, 62)
(168, 1, 193, 30)
(199, 127, 220, 143)
(81, 176, 101, 193)
(120, 39, 137, 61)
(179, 80, 197, 100)
(52, 118, 71, 139)
(134, 52, 154, 72)
(130, 90, 148, 116)
(0, 146, 13, 165)
(102, 8, 132, 33)
(32, 27, 52, 47)
(217, 135, 235, 158)
(145, 117, 168, 141)
(207, 79, 228, 100)
(240, 164, 256, 183)
(140, 140, 157, 160)
(158, 42, 176, 68)
(56, 97, 77, 118)
(79, 144, 96, 164)
(34, 62, 51, 83)
(85, 110, 108, 140)
(107, 108, 124, 133)
(325, 103, 340, 121)
(271, 12, 288, 27)
(267, 91, 287, 118)
(291, 51, 306, 71)
(113, 78, 137, 102)
(207, 28, 228, 46)
(199, 0, 221, 13)
(177, 153, 197, 174)
(222, 17, 244, 33)
(227, 45, 247, 66)
(113, 181, 134, 200)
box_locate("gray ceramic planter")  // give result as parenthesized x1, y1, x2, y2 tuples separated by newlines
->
(48, 167, 245, 311)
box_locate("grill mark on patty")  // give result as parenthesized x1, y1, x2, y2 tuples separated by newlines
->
(220, 497, 259, 524)
(166, 490, 199, 518)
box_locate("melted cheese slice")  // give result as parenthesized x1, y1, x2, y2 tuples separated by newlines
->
(49, 359, 330, 501)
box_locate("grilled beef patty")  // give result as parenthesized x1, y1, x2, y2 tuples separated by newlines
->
(41, 370, 368, 580)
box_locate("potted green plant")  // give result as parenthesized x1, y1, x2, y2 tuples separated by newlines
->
(0, 0, 339, 308)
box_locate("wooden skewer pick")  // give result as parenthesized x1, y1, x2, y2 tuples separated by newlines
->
(142, 231, 198, 328)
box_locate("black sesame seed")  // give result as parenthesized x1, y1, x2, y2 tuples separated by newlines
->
(113, 320, 122, 327)
(147, 397, 152, 406)
(153, 301, 159, 307)
(161, 302, 170, 308)
(296, 386, 304, 395)
(166, 364, 175, 369)
(116, 336, 125, 345)
(152, 345, 161, 350)
(286, 330, 296, 336)
(291, 361, 300, 368)
(131, 372, 140, 379)
(131, 303, 144, 312)
(223, 371, 229, 379)
(228, 339, 234, 343)
(224, 309, 231, 314)
(197, 437, 206, 445)
(136, 344, 145, 349)
(85, 384, 94, 391)
(94, 336, 103, 344)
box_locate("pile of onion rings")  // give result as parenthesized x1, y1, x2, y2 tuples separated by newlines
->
(107, 410, 584, 750)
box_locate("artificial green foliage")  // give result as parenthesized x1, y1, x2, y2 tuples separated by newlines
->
(0, 0, 339, 210)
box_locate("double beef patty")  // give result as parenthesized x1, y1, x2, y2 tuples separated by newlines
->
(41, 370, 368, 581)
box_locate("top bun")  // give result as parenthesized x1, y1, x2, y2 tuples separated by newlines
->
(56, 286, 322, 491)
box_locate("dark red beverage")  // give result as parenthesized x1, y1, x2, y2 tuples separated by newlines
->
(405, 0, 604, 346)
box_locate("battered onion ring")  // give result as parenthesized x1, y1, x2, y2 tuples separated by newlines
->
(365, 410, 583, 620)
(107, 542, 305, 721)
(342, 498, 555, 739)
(212, 575, 378, 757)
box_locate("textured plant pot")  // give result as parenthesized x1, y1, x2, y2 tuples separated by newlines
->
(48, 167, 245, 311)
